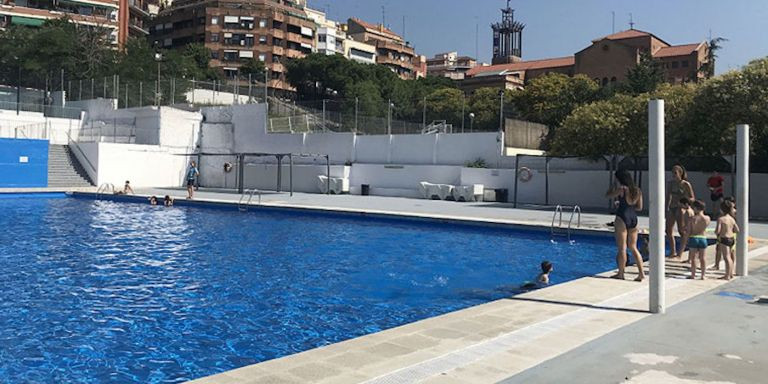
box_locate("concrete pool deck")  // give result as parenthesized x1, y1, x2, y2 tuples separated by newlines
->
(112, 189, 768, 383)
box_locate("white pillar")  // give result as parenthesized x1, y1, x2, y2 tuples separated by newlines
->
(736, 124, 750, 276)
(649, 100, 665, 314)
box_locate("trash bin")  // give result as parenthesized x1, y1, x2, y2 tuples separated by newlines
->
(496, 188, 509, 203)
(361, 184, 370, 196)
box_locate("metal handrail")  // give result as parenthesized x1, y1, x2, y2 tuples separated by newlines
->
(567, 205, 582, 241)
(238, 189, 261, 211)
(65, 129, 97, 177)
(551, 205, 564, 238)
(96, 183, 115, 198)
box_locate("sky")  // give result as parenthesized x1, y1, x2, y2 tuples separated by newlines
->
(307, 0, 768, 74)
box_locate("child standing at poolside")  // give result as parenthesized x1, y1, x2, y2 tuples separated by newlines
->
(688, 200, 711, 280)
(679, 198, 694, 263)
(715, 200, 740, 280)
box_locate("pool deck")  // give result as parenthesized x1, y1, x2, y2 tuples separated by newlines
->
(118, 189, 768, 383)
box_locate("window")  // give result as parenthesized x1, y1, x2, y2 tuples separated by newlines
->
(259, 36, 268, 45)
(210, 33, 219, 42)
(682, 60, 689, 68)
(211, 51, 219, 59)
(259, 19, 267, 28)
(245, 35, 254, 46)
(671, 61, 679, 69)
(258, 54, 266, 62)
(211, 16, 218, 25)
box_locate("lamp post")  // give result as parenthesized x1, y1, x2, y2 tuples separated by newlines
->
(387, 100, 394, 135)
(498, 89, 505, 133)
(154, 51, 163, 107)
(469, 112, 475, 132)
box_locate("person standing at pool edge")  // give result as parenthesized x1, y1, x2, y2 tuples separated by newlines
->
(606, 170, 645, 281)
(707, 170, 725, 217)
(186, 161, 199, 199)
(666, 165, 695, 258)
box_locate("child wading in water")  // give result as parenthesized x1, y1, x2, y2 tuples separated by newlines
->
(713, 197, 737, 270)
(687, 200, 711, 280)
(522, 261, 553, 289)
(715, 200, 740, 280)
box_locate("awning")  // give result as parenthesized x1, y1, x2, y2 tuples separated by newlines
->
(300, 42, 312, 49)
(12, 16, 45, 27)
(240, 16, 254, 21)
(239, 51, 253, 58)
(60, 0, 119, 9)
(223, 32, 232, 38)
(224, 16, 239, 23)
(300, 26, 313, 37)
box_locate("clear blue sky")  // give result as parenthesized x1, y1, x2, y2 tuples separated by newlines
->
(307, 0, 767, 74)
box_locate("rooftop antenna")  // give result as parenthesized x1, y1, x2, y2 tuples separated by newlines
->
(629, 13, 635, 29)
(382, 6, 386, 28)
(403, 15, 406, 38)
(612, 11, 615, 33)
(475, 16, 479, 60)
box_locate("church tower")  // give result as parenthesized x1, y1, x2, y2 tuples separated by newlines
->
(491, 0, 525, 65)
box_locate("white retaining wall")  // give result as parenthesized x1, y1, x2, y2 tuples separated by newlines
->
(80, 142, 191, 188)
(0, 109, 84, 145)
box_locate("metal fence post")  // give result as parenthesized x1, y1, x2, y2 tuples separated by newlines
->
(544, 157, 550, 206)
(513, 154, 520, 208)
(355, 97, 359, 133)
(139, 82, 143, 107)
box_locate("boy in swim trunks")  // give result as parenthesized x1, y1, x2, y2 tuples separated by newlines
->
(688, 200, 711, 280)
(715, 200, 739, 280)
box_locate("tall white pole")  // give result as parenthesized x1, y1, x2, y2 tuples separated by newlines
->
(649, 100, 666, 314)
(736, 124, 750, 276)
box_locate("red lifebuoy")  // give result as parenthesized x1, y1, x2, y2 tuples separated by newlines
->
(518, 167, 533, 182)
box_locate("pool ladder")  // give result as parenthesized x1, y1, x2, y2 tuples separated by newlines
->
(238, 189, 261, 211)
(96, 183, 116, 199)
(551, 205, 581, 242)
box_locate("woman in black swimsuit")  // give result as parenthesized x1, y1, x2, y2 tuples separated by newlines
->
(606, 170, 645, 281)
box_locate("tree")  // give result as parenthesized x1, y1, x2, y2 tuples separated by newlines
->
(239, 58, 265, 81)
(511, 73, 601, 128)
(425, 88, 464, 127)
(624, 51, 665, 94)
(468, 87, 509, 132)
(699, 37, 728, 78)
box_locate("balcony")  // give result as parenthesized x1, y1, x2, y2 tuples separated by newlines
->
(272, 45, 284, 55)
(377, 55, 414, 70)
(272, 29, 284, 39)
(285, 48, 303, 59)
(286, 32, 302, 43)
(269, 62, 284, 73)
(128, 0, 151, 18)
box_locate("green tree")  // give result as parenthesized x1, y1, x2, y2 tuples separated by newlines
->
(238, 58, 265, 80)
(468, 87, 508, 131)
(511, 73, 601, 128)
(425, 88, 464, 127)
(624, 51, 666, 94)
(699, 37, 727, 78)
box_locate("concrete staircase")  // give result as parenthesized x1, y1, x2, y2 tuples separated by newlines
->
(47, 145, 94, 188)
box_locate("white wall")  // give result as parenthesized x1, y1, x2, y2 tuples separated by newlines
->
(242, 164, 349, 193)
(92, 142, 190, 188)
(0, 109, 84, 145)
(185, 89, 250, 105)
(158, 107, 201, 149)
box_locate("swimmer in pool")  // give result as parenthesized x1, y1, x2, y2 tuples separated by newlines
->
(522, 261, 553, 289)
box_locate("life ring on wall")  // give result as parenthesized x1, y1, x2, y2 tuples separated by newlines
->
(518, 167, 533, 182)
(223, 162, 233, 173)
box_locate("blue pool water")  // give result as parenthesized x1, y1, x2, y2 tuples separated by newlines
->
(0, 195, 617, 383)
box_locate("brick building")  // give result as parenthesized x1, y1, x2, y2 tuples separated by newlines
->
(464, 29, 710, 92)
(0, 0, 157, 48)
(346, 18, 416, 80)
(149, 0, 316, 94)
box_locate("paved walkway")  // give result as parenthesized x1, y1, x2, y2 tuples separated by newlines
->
(500, 264, 768, 384)
(138, 188, 768, 240)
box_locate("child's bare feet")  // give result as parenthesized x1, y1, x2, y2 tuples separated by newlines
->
(710, 264, 720, 270)
(610, 273, 625, 280)
(718, 276, 730, 280)
(634, 275, 645, 282)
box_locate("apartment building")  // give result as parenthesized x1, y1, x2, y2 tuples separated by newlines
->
(426, 52, 478, 80)
(150, 0, 316, 94)
(346, 17, 415, 79)
(0, 0, 157, 47)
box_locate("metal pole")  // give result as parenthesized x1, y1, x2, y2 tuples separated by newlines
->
(171, 77, 175, 105)
(736, 124, 750, 277)
(322, 99, 327, 131)
(422, 96, 426, 130)
(545, 157, 550, 206)
(60, 69, 64, 94)
(461, 95, 465, 133)
(513, 154, 520, 208)
(139, 82, 143, 107)
(79, 79, 82, 101)
(248, 74, 252, 103)
(191, 78, 196, 104)
(326, 155, 331, 195)
(237, 154, 245, 194)
(16, 62, 21, 115)
(649, 99, 666, 314)
(91, 78, 94, 99)
(156, 60, 160, 106)
(387, 99, 392, 135)
(499, 91, 505, 132)
(355, 97, 359, 133)
(103, 76, 106, 98)
(276, 155, 282, 192)
(289, 154, 294, 196)
(264, 68, 269, 105)
(125, 83, 129, 108)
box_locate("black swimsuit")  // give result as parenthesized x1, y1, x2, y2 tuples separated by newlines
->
(616, 194, 638, 229)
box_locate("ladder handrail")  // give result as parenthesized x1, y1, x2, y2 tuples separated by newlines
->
(238, 189, 261, 211)
(551, 205, 564, 237)
(567, 205, 582, 241)
(96, 183, 115, 198)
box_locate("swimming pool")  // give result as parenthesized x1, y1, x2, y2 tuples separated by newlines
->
(0, 194, 617, 383)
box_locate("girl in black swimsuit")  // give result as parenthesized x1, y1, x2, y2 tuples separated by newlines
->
(606, 170, 645, 281)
